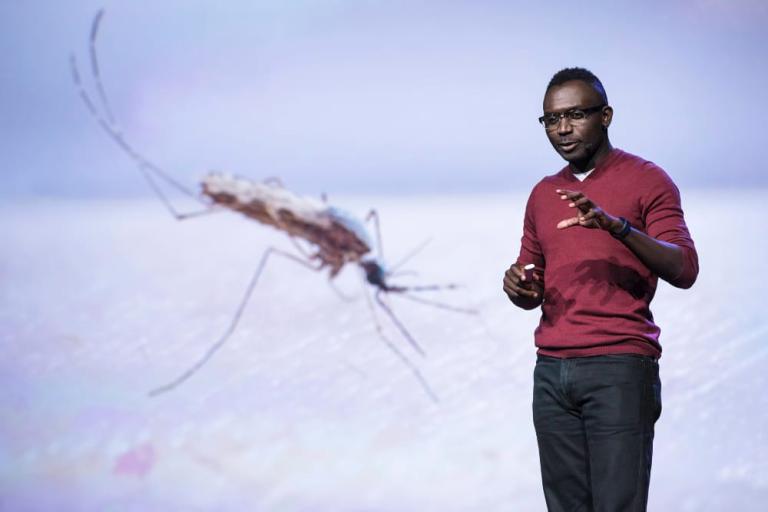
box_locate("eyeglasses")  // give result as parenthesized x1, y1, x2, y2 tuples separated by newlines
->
(538, 104, 606, 130)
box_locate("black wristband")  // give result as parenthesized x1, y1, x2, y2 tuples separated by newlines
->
(610, 217, 632, 239)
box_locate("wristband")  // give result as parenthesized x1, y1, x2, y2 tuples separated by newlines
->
(610, 217, 632, 239)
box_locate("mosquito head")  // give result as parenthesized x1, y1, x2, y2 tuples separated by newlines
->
(360, 259, 388, 289)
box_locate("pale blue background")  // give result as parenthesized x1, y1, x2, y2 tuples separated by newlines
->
(2, 0, 767, 198)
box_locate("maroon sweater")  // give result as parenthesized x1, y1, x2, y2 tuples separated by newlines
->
(517, 148, 698, 359)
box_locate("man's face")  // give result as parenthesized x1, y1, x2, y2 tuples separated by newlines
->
(542, 80, 612, 165)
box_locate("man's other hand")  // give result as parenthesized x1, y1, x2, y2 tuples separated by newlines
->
(503, 263, 544, 309)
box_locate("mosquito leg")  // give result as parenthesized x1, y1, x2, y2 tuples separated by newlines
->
(387, 270, 419, 279)
(137, 165, 220, 220)
(393, 292, 478, 315)
(71, 55, 208, 216)
(397, 291, 501, 347)
(288, 235, 313, 259)
(74, 15, 200, 199)
(373, 290, 426, 357)
(404, 283, 462, 292)
(387, 237, 432, 275)
(359, 278, 439, 403)
(327, 279, 357, 302)
(176, 209, 224, 220)
(147, 247, 322, 397)
(71, 11, 209, 219)
(286, 236, 356, 302)
(88, 9, 116, 126)
(365, 209, 384, 262)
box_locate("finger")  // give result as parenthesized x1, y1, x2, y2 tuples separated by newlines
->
(512, 286, 538, 298)
(510, 266, 532, 285)
(504, 271, 521, 286)
(507, 264, 524, 278)
(503, 285, 519, 298)
(570, 196, 592, 211)
(504, 277, 538, 298)
(557, 217, 581, 229)
(582, 221, 600, 229)
(503, 281, 528, 298)
(578, 213, 600, 228)
(556, 189, 582, 200)
(504, 276, 528, 292)
(503, 274, 520, 288)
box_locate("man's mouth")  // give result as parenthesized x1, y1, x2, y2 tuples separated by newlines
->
(557, 141, 579, 152)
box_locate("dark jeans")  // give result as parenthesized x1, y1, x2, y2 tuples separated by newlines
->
(533, 354, 662, 512)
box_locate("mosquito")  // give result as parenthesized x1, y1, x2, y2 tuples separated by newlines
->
(70, 9, 476, 403)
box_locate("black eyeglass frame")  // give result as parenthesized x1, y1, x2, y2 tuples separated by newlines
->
(538, 104, 607, 129)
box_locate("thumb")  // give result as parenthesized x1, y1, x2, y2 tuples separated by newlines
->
(557, 217, 580, 229)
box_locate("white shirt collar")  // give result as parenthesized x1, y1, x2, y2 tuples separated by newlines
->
(572, 168, 595, 182)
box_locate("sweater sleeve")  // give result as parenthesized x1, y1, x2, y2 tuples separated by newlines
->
(517, 185, 546, 271)
(641, 165, 699, 289)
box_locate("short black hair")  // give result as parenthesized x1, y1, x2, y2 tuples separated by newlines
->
(546, 67, 608, 104)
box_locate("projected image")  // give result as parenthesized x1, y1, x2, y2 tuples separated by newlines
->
(1, 1, 766, 511)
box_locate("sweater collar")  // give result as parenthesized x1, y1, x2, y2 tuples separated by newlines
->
(558, 148, 623, 183)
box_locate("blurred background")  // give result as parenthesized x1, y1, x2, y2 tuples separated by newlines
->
(3, 0, 768, 198)
(1, 1, 767, 510)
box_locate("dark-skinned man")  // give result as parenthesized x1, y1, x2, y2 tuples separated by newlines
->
(503, 68, 698, 512)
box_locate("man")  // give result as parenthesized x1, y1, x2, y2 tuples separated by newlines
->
(503, 68, 698, 511)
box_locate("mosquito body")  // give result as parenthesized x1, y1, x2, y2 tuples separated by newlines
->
(71, 10, 473, 402)
(202, 172, 372, 278)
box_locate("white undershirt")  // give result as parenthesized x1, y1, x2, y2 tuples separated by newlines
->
(572, 168, 595, 181)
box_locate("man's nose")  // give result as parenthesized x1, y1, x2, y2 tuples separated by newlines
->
(556, 116, 572, 134)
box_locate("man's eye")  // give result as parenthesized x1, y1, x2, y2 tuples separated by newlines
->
(568, 110, 586, 120)
(544, 116, 559, 125)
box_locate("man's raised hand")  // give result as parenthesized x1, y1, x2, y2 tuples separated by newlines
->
(555, 189, 621, 232)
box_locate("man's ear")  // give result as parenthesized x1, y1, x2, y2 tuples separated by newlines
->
(602, 106, 614, 129)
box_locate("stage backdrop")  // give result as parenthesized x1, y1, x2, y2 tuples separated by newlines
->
(1, 1, 767, 510)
